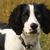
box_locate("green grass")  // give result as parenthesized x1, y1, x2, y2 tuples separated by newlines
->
(40, 33, 50, 50)
(0, 0, 50, 50)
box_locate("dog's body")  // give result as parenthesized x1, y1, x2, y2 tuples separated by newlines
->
(0, 29, 40, 50)
(0, 4, 50, 50)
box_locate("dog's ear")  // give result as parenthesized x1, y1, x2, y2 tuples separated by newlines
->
(39, 4, 50, 34)
(9, 4, 24, 35)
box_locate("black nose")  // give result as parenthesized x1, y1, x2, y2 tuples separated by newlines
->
(30, 23, 38, 30)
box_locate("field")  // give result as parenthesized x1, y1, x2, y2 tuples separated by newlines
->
(0, 0, 50, 50)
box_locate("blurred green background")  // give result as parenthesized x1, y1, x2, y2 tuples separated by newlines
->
(0, 0, 50, 50)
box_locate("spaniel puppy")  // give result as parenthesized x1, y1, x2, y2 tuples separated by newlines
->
(0, 3, 50, 50)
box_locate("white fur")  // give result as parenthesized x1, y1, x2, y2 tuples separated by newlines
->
(0, 29, 24, 50)
(5, 29, 21, 50)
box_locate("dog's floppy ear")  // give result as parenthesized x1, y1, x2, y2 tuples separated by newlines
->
(9, 4, 24, 35)
(39, 4, 50, 34)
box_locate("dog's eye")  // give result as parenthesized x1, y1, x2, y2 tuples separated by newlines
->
(21, 12, 29, 23)
(35, 12, 41, 18)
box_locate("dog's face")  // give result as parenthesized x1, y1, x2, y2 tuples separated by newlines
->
(22, 4, 40, 34)
(9, 4, 50, 35)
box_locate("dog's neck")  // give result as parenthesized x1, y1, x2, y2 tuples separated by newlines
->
(19, 32, 38, 49)
(19, 36, 36, 49)
(19, 35, 34, 49)
(21, 32, 39, 43)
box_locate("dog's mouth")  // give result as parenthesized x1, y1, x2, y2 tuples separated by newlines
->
(30, 30, 37, 34)
(23, 28, 38, 35)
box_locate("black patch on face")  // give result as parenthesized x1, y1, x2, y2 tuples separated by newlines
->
(9, 4, 30, 35)
(34, 4, 43, 24)
(21, 7, 30, 24)
(0, 33, 6, 50)
(34, 4, 50, 34)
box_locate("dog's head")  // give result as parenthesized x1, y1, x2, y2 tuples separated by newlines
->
(9, 3, 50, 35)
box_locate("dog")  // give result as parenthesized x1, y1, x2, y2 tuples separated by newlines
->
(0, 3, 50, 50)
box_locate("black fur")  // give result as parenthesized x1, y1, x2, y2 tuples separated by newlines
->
(9, 4, 29, 35)
(34, 4, 50, 34)
(0, 23, 11, 29)
(0, 33, 6, 50)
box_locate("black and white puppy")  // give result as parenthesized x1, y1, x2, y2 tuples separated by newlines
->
(0, 3, 50, 50)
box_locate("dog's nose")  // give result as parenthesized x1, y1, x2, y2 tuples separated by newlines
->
(30, 23, 38, 30)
